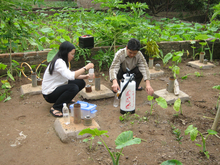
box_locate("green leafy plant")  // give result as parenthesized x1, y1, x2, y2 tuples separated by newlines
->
(0, 0, 44, 74)
(156, 50, 173, 67)
(168, 50, 184, 79)
(185, 125, 218, 159)
(171, 125, 183, 144)
(195, 34, 213, 61)
(83, 136, 102, 150)
(147, 95, 168, 115)
(143, 40, 160, 58)
(0, 63, 15, 102)
(79, 128, 141, 165)
(92, 48, 114, 72)
(194, 71, 203, 77)
(190, 40, 197, 60)
(181, 73, 191, 80)
(173, 98, 183, 115)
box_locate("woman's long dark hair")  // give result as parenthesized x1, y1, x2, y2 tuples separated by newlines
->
(49, 41, 75, 75)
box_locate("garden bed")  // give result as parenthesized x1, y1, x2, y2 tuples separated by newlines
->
(0, 58, 220, 165)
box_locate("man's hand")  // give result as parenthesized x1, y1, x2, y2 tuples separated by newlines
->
(112, 79, 120, 93)
(145, 80, 154, 95)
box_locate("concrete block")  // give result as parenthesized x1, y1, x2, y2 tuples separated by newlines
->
(149, 67, 164, 78)
(187, 60, 215, 69)
(20, 83, 42, 96)
(153, 89, 190, 104)
(54, 117, 100, 143)
(79, 84, 114, 100)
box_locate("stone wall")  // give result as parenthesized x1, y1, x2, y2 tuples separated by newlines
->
(1, 40, 220, 75)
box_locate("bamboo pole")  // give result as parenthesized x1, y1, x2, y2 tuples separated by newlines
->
(211, 106, 220, 131)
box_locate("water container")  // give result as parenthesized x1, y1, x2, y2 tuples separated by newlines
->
(69, 104, 74, 117)
(75, 101, 97, 119)
(79, 35, 94, 49)
(119, 73, 136, 114)
(62, 103, 70, 125)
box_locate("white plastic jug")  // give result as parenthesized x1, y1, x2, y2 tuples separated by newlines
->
(119, 73, 136, 114)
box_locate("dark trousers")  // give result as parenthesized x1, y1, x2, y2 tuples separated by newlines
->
(43, 79, 85, 111)
(117, 66, 143, 89)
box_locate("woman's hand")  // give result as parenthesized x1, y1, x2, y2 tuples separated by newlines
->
(85, 63, 94, 70)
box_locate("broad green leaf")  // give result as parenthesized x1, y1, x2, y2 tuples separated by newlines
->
(83, 138, 89, 143)
(2, 81, 11, 89)
(115, 131, 141, 149)
(147, 95, 153, 101)
(155, 97, 167, 109)
(12, 60, 19, 65)
(185, 125, 198, 141)
(63, 35, 71, 42)
(7, 70, 14, 81)
(37, 45, 44, 51)
(173, 98, 181, 112)
(40, 27, 54, 34)
(163, 53, 173, 64)
(161, 159, 182, 165)
(47, 49, 58, 62)
(0, 93, 6, 101)
(79, 128, 108, 137)
(28, 38, 38, 46)
(207, 129, 218, 135)
(195, 34, 209, 40)
(0, 63, 7, 70)
(212, 85, 220, 90)
(4, 96, 11, 102)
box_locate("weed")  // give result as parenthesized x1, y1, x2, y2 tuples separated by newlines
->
(171, 125, 183, 144)
(194, 71, 203, 77)
(83, 136, 102, 151)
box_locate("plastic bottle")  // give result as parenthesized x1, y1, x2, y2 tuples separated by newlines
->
(62, 103, 70, 125)
(88, 68, 94, 82)
(113, 91, 120, 107)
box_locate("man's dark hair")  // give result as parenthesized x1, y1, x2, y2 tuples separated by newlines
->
(127, 38, 141, 51)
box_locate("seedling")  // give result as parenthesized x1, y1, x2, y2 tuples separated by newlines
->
(190, 40, 196, 60)
(168, 50, 184, 79)
(83, 136, 94, 150)
(185, 125, 217, 159)
(119, 112, 131, 122)
(181, 73, 191, 80)
(194, 71, 203, 77)
(83, 137, 102, 151)
(173, 98, 183, 115)
(79, 128, 141, 165)
(147, 95, 167, 115)
(171, 125, 183, 144)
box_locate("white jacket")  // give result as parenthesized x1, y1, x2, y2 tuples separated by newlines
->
(42, 58, 75, 95)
